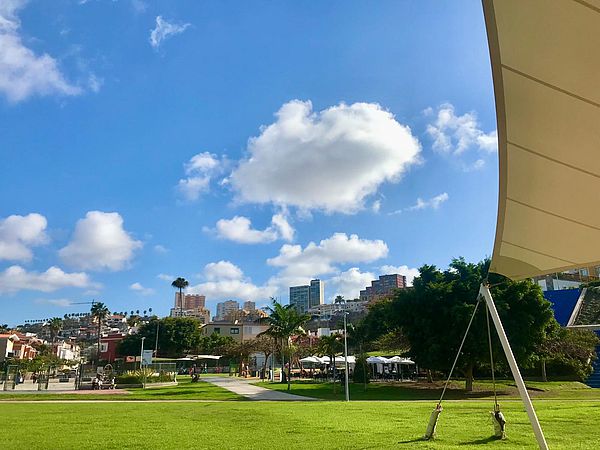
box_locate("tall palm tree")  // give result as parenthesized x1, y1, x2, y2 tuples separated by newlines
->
(90, 301, 110, 364)
(47, 317, 63, 345)
(171, 277, 189, 314)
(261, 300, 309, 391)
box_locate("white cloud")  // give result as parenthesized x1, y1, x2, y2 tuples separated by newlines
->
(0, 265, 94, 293)
(149, 16, 190, 49)
(177, 152, 222, 201)
(0, 213, 48, 262)
(380, 264, 420, 286)
(406, 192, 449, 211)
(426, 103, 497, 155)
(59, 211, 142, 271)
(372, 200, 381, 214)
(268, 233, 388, 279)
(153, 244, 168, 253)
(230, 100, 421, 214)
(0, 0, 81, 103)
(328, 267, 375, 301)
(130, 282, 155, 296)
(157, 273, 174, 282)
(189, 261, 276, 302)
(214, 213, 294, 244)
(203, 261, 244, 281)
(35, 298, 73, 307)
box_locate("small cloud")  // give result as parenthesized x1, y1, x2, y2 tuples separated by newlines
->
(88, 74, 103, 93)
(406, 192, 449, 212)
(213, 213, 295, 244)
(35, 298, 73, 307)
(157, 273, 174, 281)
(153, 244, 168, 254)
(372, 200, 381, 214)
(149, 16, 190, 49)
(177, 152, 223, 201)
(426, 103, 497, 155)
(130, 282, 155, 296)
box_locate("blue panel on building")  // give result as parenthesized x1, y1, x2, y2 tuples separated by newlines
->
(543, 289, 581, 326)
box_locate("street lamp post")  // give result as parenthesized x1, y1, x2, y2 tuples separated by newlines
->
(140, 336, 146, 370)
(343, 308, 350, 402)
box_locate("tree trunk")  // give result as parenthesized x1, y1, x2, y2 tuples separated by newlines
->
(465, 363, 474, 392)
(287, 347, 292, 391)
(427, 369, 433, 383)
(541, 359, 548, 382)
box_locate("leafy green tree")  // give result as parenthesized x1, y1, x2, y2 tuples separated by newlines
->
(194, 333, 236, 355)
(118, 317, 203, 358)
(352, 353, 371, 388)
(538, 324, 599, 381)
(362, 258, 554, 391)
(261, 300, 309, 391)
(171, 277, 189, 313)
(317, 333, 344, 392)
(90, 302, 110, 363)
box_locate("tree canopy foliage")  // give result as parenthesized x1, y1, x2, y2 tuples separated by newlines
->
(361, 258, 556, 390)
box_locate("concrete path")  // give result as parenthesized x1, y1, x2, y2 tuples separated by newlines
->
(203, 377, 318, 401)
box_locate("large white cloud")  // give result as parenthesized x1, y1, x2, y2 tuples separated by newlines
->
(0, 265, 94, 293)
(327, 267, 375, 301)
(189, 261, 276, 302)
(268, 233, 388, 282)
(177, 152, 222, 201)
(230, 100, 421, 214)
(214, 213, 294, 244)
(0, 1, 81, 103)
(0, 213, 48, 262)
(426, 103, 497, 155)
(149, 16, 190, 49)
(59, 211, 142, 271)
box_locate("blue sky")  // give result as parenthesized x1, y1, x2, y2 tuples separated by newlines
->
(0, 0, 499, 325)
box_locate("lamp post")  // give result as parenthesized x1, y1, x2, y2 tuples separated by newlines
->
(343, 308, 350, 402)
(140, 336, 146, 370)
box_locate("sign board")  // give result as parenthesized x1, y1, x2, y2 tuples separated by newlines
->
(142, 350, 153, 366)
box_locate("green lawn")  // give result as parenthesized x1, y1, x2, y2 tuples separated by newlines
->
(1, 400, 598, 449)
(252, 379, 600, 401)
(0, 378, 242, 401)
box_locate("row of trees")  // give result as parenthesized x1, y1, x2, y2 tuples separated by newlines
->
(359, 258, 599, 390)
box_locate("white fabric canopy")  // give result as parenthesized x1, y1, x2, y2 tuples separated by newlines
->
(299, 356, 321, 364)
(484, 0, 600, 280)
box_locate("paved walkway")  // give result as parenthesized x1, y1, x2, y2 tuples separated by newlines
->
(203, 377, 318, 401)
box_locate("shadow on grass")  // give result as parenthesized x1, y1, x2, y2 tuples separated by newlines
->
(460, 436, 502, 445)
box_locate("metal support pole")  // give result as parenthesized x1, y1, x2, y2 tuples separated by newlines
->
(479, 284, 548, 450)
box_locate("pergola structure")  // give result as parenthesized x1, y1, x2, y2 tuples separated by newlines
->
(481, 1, 600, 448)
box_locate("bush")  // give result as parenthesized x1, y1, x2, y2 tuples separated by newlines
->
(353, 353, 371, 384)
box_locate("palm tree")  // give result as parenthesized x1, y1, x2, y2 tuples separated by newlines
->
(171, 277, 189, 314)
(261, 300, 309, 391)
(318, 334, 344, 393)
(90, 301, 110, 364)
(47, 317, 63, 345)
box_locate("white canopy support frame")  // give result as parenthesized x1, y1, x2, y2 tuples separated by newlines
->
(479, 284, 548, 450)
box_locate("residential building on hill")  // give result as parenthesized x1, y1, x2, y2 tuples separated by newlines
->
(170, 292, 211, 324)
(360, 274, 406, 302)
(215, 300, 240, 321)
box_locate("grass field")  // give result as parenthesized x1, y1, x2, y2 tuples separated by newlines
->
(0, 377, 242, 401)
(1, 400, 598, 449)
(252, 379, 600, 401)
(2, 378, 599, 448)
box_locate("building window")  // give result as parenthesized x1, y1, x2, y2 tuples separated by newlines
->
(213, 328, 220, 334)
(230, 328, 240, 334)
